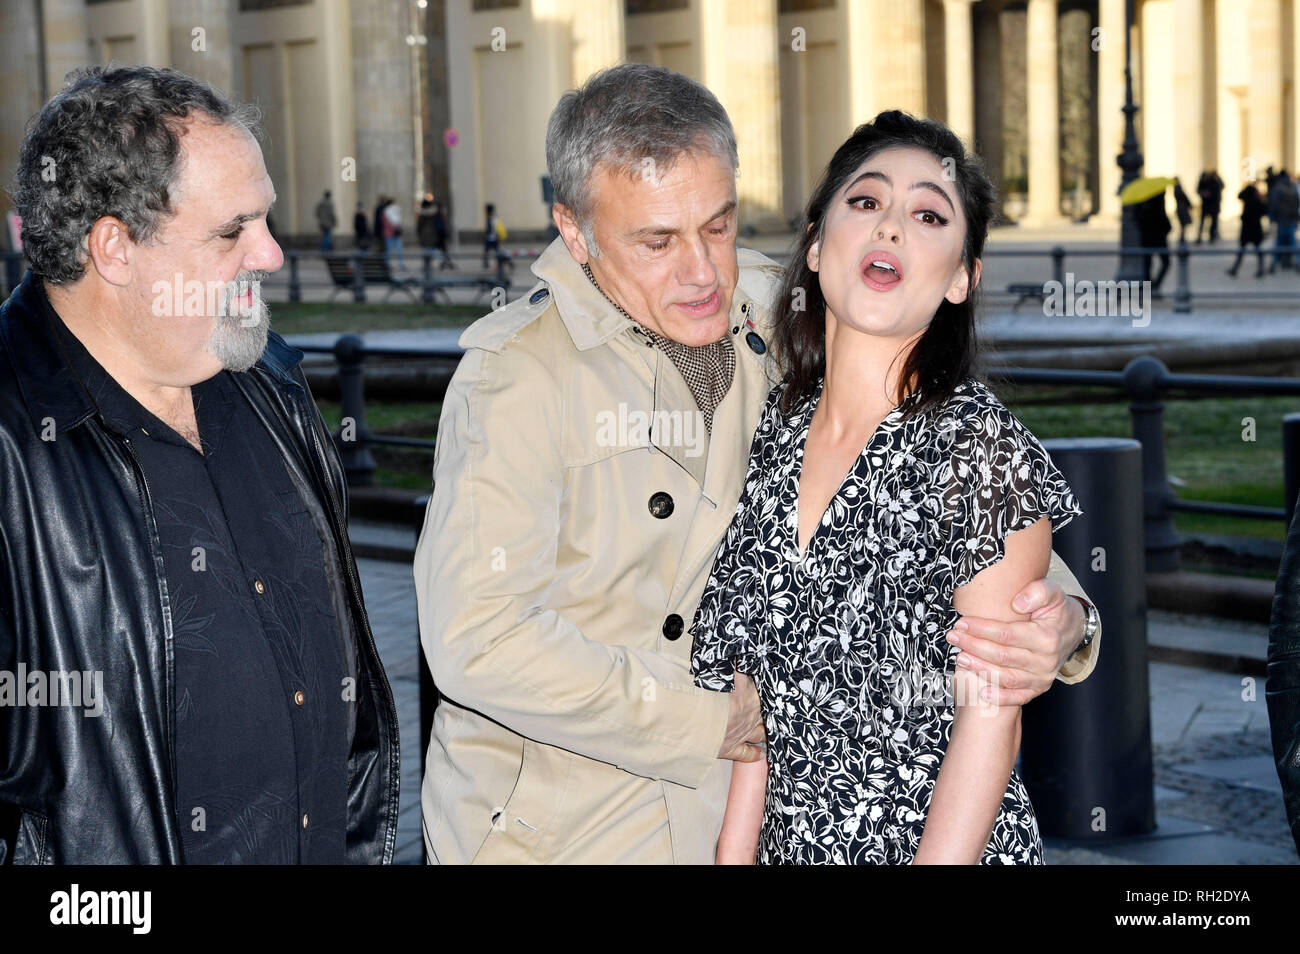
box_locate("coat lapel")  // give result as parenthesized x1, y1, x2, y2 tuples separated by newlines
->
(651, 348, 709, 487)
(670, 307, 778, 605)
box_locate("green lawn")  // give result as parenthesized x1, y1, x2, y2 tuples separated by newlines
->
(1001, 387, 1296, 541)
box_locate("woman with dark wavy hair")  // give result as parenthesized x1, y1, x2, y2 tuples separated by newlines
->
(689, 111, 1082, 865)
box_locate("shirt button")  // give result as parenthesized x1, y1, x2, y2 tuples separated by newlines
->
(294, 690, 305, 706)
(253, 579, 265, 595)
(648, 491, 674, 519)
(302, 813, 309, 829)
(662, 614, 684, 641)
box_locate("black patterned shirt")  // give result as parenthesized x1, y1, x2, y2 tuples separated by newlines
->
(48, 308, 351, 864)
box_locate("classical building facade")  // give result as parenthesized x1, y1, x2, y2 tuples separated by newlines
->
(0, 0, 1295, 244)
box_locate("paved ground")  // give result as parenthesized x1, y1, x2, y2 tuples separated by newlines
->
(355, 552, 1298, 866)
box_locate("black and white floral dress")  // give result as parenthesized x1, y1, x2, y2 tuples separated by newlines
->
(690, 375, 1081, 865)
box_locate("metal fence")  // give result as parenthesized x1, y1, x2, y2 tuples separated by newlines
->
(302, 336, 1300, 574)
(7, 241, 1297, 311)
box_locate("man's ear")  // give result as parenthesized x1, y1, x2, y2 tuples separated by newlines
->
(84, 215, 134, 287)
(552, 203, 591, 265)
(944, 256, 981, 304)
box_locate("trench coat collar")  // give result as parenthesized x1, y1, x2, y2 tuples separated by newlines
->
(530, 237, 633, 352)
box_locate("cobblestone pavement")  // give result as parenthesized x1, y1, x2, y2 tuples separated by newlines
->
(1153, 730, 1294, 854)
(357, 558, 423, 865)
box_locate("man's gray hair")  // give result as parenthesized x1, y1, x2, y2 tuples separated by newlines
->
(545, 63, 738, 256)
(11, 65, 263, 283)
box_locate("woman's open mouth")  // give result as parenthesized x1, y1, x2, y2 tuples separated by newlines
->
(861, 251, 904, 292)
(675, 289, 721, 316)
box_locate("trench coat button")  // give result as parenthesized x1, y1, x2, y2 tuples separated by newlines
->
(253, 579, 265, 595)
(746, 331, 766, 355)
(294, 690, 305, 706)
(648, 491, 674, 519)
(662, 614, 684, 641)
(529, 287, 549, 305)
(302, 813, 309, 829)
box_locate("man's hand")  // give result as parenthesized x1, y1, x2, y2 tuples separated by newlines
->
(946, 577, 1086, 706)
(718, 672, 765, 762)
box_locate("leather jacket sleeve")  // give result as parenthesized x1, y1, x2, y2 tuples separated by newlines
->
(0, 542, 12, 864)
(1267, 507, 1300, 857)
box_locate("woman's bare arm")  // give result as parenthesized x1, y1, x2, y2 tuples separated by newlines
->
(715, 748, 768, 864)
(912, 516, 1051, 864)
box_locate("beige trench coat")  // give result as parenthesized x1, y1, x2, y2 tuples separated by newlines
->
(415, 237, 1100, 865)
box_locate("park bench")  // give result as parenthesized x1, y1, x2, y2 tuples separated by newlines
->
(1007, 282, 1048, 311)
(324, 254, 421, 303)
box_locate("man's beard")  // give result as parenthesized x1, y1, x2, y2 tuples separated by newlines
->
(207, 270, 270, 372)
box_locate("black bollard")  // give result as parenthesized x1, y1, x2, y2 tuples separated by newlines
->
(351, 252, 366, 303)
(421, 250, 435, 304)
(1285, 413, 1300, 529)
(1124, 356, 1180, 572)
(1020, 437, 1156, 840)
(333, 334, 377, 487)
(1174, 243, 1191, 313)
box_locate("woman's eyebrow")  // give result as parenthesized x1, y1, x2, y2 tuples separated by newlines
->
(846, 170, 955, 213)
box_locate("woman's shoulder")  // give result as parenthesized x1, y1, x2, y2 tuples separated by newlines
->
(925, 378, 1041, 451)
(927, 377, 1010, 424)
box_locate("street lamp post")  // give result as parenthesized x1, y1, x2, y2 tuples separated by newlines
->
(1116, 0, 1145, 282)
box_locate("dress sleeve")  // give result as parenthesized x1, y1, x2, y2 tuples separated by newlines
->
(941, 396, 1083, 591)
(689, 380, 785, 692)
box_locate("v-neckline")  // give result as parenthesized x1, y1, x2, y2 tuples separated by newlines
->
(791, 377, 912, 560)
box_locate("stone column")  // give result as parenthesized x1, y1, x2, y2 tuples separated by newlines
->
(1294, 0, 1300, 170)
(41, 0, 90, 95)
(569, 0, 624, 85)
(1095, 0, 1125, 220)
(1025, 0, 1062, 221)
(1171, 0, 1204, 209)
(170, 0, 235, 92)
(1248, 0, 1283, 171)
(698, 0, 784, 229)
(870, 0, 926, 114)
(351, 0, 417, 212)
(973, 2, 1005, 217)
(943, 0, 976, 146)
(0, 1, 47, 243)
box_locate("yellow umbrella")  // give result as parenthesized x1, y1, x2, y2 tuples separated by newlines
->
(1120, 176, 1175, 205)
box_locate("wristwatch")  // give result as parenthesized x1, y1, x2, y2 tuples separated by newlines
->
(1071, 597, 1098, 657)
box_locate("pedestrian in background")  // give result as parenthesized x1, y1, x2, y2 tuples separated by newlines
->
(1196, 169, 1223, 244)
(382, 196, 405, 270)
(1173, 178, 1193, 246)
(1267, 170, 1299, 272)
(353, 200, 370, 251)
(1227, 180, 1267, 278)
(314, 189, 336, 252)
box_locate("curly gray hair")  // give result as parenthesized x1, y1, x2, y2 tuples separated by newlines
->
(545, 63, 738, 256)
(10, 65, 263, 284)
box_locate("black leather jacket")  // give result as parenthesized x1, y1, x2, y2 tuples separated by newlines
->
(1268, 505, 1300, 857)
(0, 274, 400, 863)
